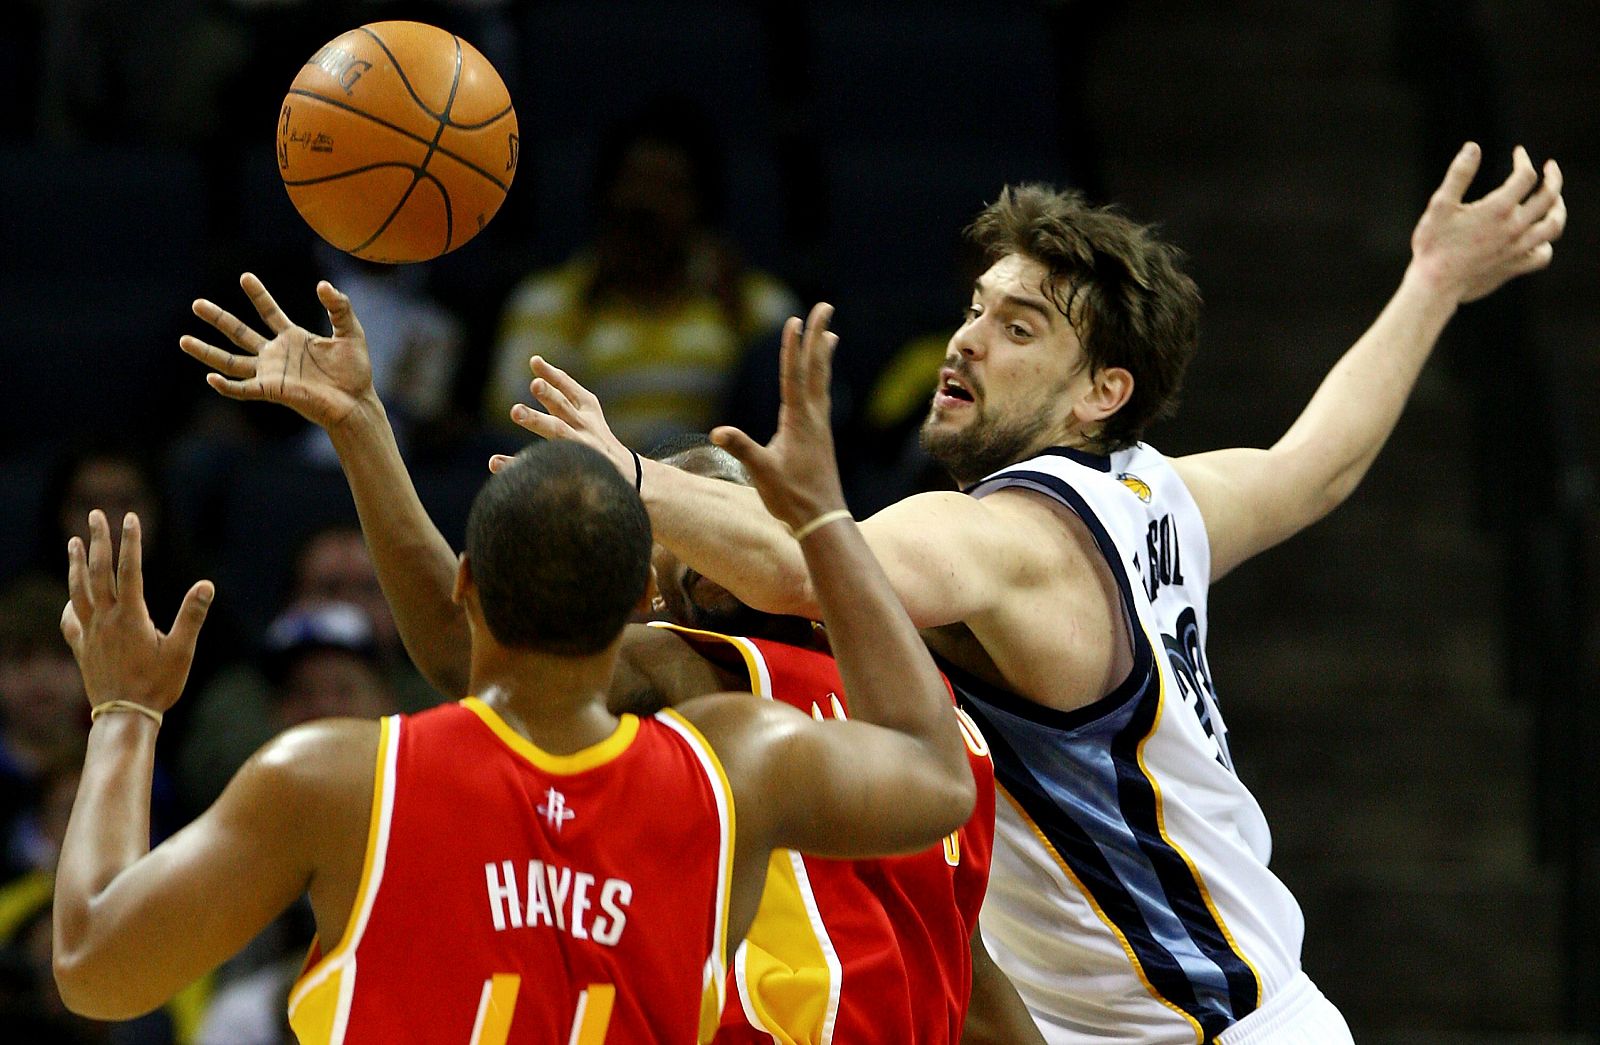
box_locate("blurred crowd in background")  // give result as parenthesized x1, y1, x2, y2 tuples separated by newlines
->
(0, 1, 1096, 1039)
(1, 0, 1595, 1041)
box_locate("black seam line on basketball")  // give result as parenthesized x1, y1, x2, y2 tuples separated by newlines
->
(361, 37, 463, 257)
(286, 89, 510, 192)
(350, 166, 452, 257)
(283, 161, 425, 187)
(446, 102, 515, 131)
(425, 37, 464, 250)
(357, 26, 447, 121)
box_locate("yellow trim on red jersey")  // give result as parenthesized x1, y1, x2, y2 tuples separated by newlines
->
(288, 715, 400, 1044)
(655, 707, 738, 1044)
(647, 621, 768, 690)
(732, 849, 842, 1045)
(650, 623, 845, 1043)
(462, 697, 640, 775)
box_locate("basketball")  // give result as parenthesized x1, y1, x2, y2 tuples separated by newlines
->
(277, 21, 519, 263)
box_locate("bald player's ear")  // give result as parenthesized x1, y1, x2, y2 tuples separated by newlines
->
(452, 553, 472, 605)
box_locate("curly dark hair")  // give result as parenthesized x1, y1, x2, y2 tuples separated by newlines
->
(966, 185, 1202, 451)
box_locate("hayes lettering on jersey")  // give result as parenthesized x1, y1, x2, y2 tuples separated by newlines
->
(484, 859, 632, 945)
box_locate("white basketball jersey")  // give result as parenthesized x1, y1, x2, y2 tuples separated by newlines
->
(945, 445, 1306, 1044)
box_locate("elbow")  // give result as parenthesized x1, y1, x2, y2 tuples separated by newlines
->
(54, 952, 142, 1021)
(746, 563, 822, 620)
(53, 934, 163, 1022)
(930, 758, 978, 839)
(1307, 470, 1361, 528)
(52, 953, 101, 1018)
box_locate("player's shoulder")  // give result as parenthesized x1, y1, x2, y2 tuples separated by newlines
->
(239, 717, 385, 814)
(667, 691, 812, 789)
(977, 443, 1193, 523)
(669, 689, 796, 746)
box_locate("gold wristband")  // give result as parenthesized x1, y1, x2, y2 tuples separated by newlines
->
(789, 508, 853, 543)
(90, 700, 163, 728)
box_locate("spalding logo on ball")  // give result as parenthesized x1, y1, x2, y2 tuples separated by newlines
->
(277, 21, 518, 263)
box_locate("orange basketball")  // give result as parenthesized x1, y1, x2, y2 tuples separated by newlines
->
(277, 21, 519, 263)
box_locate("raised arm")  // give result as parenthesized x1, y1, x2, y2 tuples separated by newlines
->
(182, 274, 471, 696)
(500, 305, 1019, 628)
(53, 511, 373, 1019)
(1175, 144, 1565, 580)
(678, 303, 976, 859)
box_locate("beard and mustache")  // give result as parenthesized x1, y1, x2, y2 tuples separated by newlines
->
(919, 388, 1060, 487)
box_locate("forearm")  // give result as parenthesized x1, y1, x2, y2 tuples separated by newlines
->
(801, 519, 966, 775)
(54, 715, 158, 965)
(327, 397, 470, 696)
(1274, 264, 1459, 515)
(641, 460, 819, 617)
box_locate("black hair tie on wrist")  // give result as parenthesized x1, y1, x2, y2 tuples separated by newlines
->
(632, 450, 643, 493)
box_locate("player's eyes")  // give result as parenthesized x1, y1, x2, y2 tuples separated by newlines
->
(1007, 323, 1031, 339)
(962, 304, 981, 323)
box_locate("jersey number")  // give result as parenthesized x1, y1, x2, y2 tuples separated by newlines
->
(469, 976, 615, 1044)
(942, 708, 991, 866)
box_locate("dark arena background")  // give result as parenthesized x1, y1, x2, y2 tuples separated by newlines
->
(1, 1, 1597, 1041)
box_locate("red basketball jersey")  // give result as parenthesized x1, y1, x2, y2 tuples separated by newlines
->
(288, 699, 734, 1045)
(655, 625, 997, 1045)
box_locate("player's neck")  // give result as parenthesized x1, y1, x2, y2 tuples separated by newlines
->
(468, 644, 624, 756)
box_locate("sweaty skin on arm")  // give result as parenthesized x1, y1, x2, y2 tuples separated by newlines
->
(636, 466, 1033, 628)
(1174, 144, 1565, 580)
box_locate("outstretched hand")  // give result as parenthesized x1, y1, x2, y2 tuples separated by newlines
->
(180, 273, 374, 429)
(59, 511, 213, 717)
(492, 356, 635, 480)
(1410, 143, 1566, 304)
(710, 302, 848, 532)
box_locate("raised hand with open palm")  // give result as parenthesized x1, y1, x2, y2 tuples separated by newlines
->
(180, 272, 376, 428)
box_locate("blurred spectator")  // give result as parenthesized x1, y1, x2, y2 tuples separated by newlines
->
(0, 577, 87, 882)
(278, 526, 437, 714)
(177, 526, 428, 812)
(0, 766, 202, 1044)
(484, 98, 798, 450)
(34, 446, 226, 711)
(193, 952, 300, 1045)
(260, 603, 394, 728)
(839, 237, 991, 511)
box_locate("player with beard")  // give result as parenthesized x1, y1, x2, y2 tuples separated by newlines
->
(503, 144, 1565, 1043)
(178, 280, 1042, 1044)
